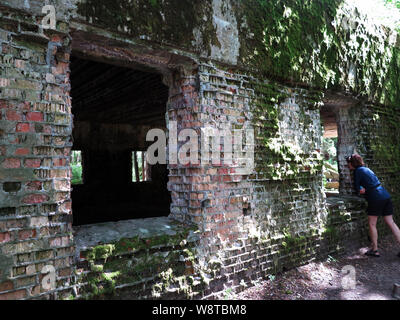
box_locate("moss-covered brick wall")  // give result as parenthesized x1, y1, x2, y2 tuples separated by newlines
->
(74, 0, 400, 107)
(350, 102, 400, 225)
(1, 0, 400, 300)
(75, 0, 215, 53)
(72, 219, 205, 300)
(235, 0, 400, 107)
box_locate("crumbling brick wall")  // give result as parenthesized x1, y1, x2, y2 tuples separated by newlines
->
(0, 3, 75, 299)
(1, 0, 400, 300)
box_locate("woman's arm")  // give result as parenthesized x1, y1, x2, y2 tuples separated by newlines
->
(354, 169, 366, 195)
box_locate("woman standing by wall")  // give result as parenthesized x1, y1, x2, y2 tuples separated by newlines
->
(346, 154, 400, 258)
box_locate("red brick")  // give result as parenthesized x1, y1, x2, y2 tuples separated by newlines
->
(0, 100, 10, 109)
(53, 62, 68, 75)
(63, 148, 71, 156)
(21, 194, 48, 204)
(6, 110, 21, 121)
(2, 158, 20, 168)
(25, 181, 42, 191)
(19, 101, 31, 111)
(26, 112, 43, 122)
(59, 201, 71, 212)
(0, 232, 11, 243)
(0, 289, 26, 300)
(0, 281, 13, 292)
(6, 219, 27, 229)
(14, 148, 29, 156)
(18, 229, 36, 240)
(218, 168, 229, 175)
(53, 158, 66, 167)
(24, 159, 41, 168)
(16, 123, 30, 132)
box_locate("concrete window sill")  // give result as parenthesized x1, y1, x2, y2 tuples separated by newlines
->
(73, 216, 199, 261)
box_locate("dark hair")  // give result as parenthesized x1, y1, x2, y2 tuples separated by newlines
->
(345, 154, 364, 168)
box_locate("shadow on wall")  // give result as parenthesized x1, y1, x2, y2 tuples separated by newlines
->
(76, 0, 207, 47)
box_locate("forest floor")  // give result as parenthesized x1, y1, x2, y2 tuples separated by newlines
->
(231, 235, 400, 300)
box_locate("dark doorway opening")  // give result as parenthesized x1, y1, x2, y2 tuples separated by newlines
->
(70, 56, 171, 226)
(320, 106, 339, 197)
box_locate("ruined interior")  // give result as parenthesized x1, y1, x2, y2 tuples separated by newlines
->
(70, 56, 171, 226)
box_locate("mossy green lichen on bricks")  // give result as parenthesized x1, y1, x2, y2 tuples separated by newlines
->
(76, 0, 218, 55)
(75, 226, 203, 299)
(367, 103, 400, 174)
(250, 79, 324, 181)
(234, 0, 400, 107)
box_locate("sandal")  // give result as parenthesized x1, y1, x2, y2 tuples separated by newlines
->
(365, 249, 380, 257)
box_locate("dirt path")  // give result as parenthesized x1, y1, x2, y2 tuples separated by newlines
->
(232, 235, 400, 300)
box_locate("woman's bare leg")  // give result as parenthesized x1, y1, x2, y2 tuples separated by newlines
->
(368, 216, 379, 251)
(383, 215, 400, 244)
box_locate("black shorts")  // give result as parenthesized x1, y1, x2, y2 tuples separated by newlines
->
(367, 198, 394, 216)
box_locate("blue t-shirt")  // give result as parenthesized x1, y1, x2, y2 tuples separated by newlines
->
(354, 166, 391, 202)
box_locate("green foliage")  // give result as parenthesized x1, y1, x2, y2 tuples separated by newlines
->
(252, 81, 324, 180)
(71, 150, 83, 184)
(149, 0, 158, 7)
(132, 151, 144, 182)
(384, 0, 400, 9)
(368, 106, 400, 174)
(322, 137, 338, 190)
(322, 137, 337, 166)
(281, 228, 307, 254)
(237, 0, 342, 84)
(71, 165, 82, 184)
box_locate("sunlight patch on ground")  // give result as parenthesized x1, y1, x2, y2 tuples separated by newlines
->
(344, 247, 370, 260)
(340, 287, 389, 300)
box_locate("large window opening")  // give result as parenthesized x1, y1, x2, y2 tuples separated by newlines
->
(320, 106, 339, 197)
(70, 56, 171, 226)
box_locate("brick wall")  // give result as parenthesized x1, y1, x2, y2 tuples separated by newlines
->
(72, 217, 202, 300)
(181, 62, 399, 299)
(0, 8, 75, 299)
